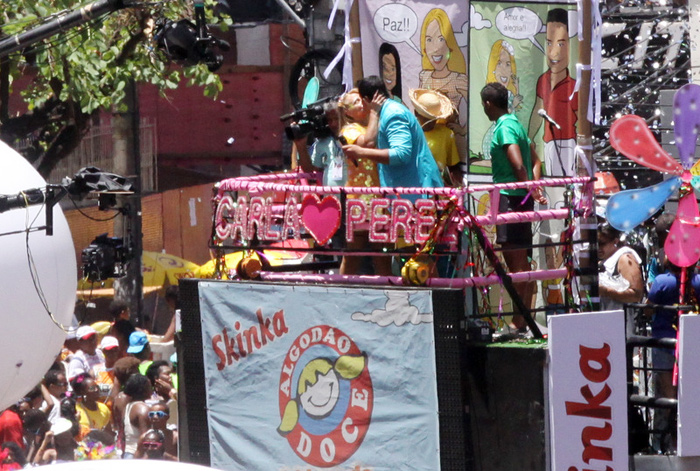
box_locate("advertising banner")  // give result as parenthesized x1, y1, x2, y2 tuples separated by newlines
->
(468, 1, 578, 179)
(548, 310, 628, 471)
(358, 0, 470, 163)
(198, 282, 440, 470)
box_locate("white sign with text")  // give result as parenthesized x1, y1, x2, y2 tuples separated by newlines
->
(548, 310, 629, 471)
(678, 314, 700, 456)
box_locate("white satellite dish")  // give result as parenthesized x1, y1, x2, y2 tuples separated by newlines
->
(0, 140, 76, 410)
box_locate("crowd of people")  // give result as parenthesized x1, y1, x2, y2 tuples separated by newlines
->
(0, 288, 180, 466)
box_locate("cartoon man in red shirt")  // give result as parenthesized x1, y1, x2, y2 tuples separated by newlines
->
(528, 8, 578, 177)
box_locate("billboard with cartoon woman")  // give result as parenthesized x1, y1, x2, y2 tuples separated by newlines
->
(359, 1, 469, 164)
(469, 1, 577, 317)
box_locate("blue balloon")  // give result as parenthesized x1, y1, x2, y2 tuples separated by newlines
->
(606, 177, 681, 231)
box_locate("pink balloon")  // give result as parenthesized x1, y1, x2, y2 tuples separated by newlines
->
(665, 192, 700, 267)
(610, 115, 683, 175)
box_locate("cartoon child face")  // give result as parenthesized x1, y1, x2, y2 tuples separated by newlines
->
(299, 369, 339, 419)
(381, 53, 397, 91)
(494, 49, 512, 88)
(546, 21, 569, 75)
(424, 19, 448, 71)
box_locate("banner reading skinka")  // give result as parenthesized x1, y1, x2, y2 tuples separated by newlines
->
(198, 282, 441, 470)
(548, 311, 628, 471)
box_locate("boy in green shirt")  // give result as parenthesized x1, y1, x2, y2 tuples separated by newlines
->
(481, 82, 548, 332)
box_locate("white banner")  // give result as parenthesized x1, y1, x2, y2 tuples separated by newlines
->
(198, 282, 440, 470)
(548, 310, 628, 471)
(678, 314, 700, 456)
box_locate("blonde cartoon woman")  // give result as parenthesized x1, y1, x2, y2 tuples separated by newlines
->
(419, 8, 468, 161)
(482, 40, 524, 160)
(486, 40, 523, 113)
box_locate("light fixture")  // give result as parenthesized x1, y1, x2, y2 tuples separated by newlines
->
(154, 19, 230, 72)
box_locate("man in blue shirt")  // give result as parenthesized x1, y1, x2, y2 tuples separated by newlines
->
(342, 76, 443, 196)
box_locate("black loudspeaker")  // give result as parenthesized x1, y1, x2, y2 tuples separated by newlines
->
(464, 344, 547, 471)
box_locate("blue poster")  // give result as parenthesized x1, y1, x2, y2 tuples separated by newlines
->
(198, 282, 440, 470)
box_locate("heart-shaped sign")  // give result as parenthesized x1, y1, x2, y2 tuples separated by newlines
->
(301, 194, 342, 245)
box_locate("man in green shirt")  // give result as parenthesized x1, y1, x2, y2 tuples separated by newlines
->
(481, 82, 547, 332)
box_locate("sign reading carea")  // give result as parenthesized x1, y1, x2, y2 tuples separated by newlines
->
(198, 282, 440, 470)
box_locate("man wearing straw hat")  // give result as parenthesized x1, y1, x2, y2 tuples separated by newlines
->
(481, 82, 548, 333)
(409, 88, 463, 186)
(342, 76, 443, 198)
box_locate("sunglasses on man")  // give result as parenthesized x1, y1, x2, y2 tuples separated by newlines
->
(142, 441, 163, 450)
(148, 411, 169, 419)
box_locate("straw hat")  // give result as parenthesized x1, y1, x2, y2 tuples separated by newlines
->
(409, 89, 454, 121)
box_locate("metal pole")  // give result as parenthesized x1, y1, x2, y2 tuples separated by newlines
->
(270, 0, 306, 28)
(0, 0, 130, 58)
(129, 79, 144, 327)
(577, 0, 599, 311)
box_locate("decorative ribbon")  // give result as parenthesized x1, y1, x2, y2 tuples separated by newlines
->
(575, 144, 595, 177)
(591, 0, 603, 125)
(577, 0, 584, 42)
(324, 0, 358, 93)
(570, 63, 590, 101)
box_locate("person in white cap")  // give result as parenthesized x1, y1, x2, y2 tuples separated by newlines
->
(409, 88, 463, 186)
(66, 325, 105, 382)
(93, 335, 121, 404)
(33, 417, 77, 465)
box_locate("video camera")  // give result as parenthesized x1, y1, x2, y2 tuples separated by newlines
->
(280, 96, 337, 141)
(81, 234, 130, 282)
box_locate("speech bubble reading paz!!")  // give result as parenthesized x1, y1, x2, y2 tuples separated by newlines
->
(373, 4, 420, 54)
(496, 7, 544, 53)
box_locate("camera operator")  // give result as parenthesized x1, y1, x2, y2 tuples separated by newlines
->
(292, 100, 346, 186)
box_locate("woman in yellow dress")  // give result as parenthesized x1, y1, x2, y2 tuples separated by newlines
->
(337, 89, 392, 276)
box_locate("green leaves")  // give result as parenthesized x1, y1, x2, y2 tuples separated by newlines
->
(4, 0, 224, 115)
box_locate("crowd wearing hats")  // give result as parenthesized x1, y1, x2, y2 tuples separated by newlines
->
(0, 304, 179, 464)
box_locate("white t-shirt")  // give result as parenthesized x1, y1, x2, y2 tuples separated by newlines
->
(43, 393, 61, 425)
(67, 349, 106, 380)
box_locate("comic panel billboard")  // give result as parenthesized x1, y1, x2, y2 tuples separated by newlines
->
(358, 0, 470, 164)
(468, 1, 578, 181)
(198, 282, 440, 470)
(467, 1, 577, 320)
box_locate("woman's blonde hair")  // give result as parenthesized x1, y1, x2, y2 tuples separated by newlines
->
(338, 88, 361, 126)
(487, 40, 517, 96)
(420, 9, 466, 74)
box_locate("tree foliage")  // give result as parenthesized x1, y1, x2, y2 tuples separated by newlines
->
(0, 0, 229, 176)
